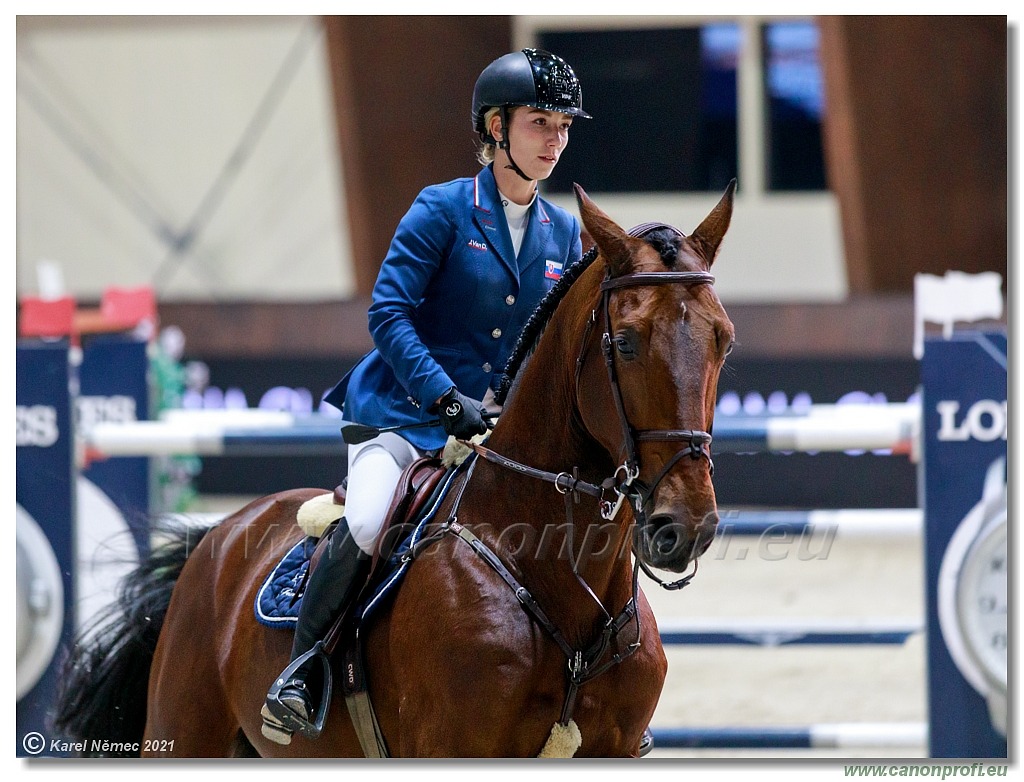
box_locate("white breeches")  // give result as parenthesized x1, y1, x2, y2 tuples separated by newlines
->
(345, 431, 425, 555)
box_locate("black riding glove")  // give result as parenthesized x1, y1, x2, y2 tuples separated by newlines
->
(435, 387, 488, 440)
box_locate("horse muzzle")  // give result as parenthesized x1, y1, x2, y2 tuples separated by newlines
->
(635, 507, 718, 572)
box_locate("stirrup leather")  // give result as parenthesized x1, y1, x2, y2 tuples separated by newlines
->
(264, 641, 333, 740)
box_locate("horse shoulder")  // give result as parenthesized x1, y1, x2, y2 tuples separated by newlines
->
(386, 540, 541, 662)
(365, 540, 569, 756)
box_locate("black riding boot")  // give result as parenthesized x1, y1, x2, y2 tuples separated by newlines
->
(263, 519, 366, 741)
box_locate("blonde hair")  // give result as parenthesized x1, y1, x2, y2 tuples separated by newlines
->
(475, 106, 506, 166)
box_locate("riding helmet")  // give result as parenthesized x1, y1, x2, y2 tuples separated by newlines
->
(472, 48, 592, 140)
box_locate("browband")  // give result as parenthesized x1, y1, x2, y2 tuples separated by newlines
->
(614, 223, 714, 290)
(600, 272, 715, 292)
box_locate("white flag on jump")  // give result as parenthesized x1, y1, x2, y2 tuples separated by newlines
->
(913, 271, 1004, 359)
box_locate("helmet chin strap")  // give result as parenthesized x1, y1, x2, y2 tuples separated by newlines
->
(498, 106, 533, 182)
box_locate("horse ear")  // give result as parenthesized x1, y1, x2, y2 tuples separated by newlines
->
(574, 183, 636, 277)
(689, 178, 736, 267)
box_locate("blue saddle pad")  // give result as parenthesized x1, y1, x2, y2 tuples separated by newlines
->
(254, 462, 467, 631)
(254, 539, 309, 629)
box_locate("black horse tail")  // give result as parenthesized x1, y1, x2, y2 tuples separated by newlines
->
(52, 517, 214, 757)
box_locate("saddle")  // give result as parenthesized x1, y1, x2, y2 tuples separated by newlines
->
(260, 455, 454, 746)
(326, 456, 456, 755)
(306, 455, 448, 593)
(255, 457, 450, 631)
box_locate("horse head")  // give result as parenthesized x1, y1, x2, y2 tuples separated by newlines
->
(572, 182, 736, 574)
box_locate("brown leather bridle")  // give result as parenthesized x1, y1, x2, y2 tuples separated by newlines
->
(576, 225, 716, 559)
(598, 270, 715, 483)
(469, 223, 718, 587)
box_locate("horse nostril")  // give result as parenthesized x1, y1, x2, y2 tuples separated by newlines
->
(648, 514, 685, 557)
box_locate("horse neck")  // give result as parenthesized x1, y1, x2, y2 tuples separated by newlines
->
(463, 268, 635, 625)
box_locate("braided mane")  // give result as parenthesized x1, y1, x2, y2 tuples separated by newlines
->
(495, 227, 683, 405)
(494, 245, 600, 405)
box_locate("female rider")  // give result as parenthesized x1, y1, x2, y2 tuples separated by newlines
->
(262, 48, 591, 744)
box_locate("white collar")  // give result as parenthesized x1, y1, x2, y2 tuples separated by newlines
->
(498, 189, 537, 220)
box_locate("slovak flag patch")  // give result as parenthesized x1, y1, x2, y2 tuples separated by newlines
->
(545, 260, 563, 280)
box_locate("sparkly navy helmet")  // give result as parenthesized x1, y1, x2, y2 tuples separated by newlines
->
(472, 48, 591, 141)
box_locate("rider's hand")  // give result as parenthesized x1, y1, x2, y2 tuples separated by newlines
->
(435, 387, 488, 440)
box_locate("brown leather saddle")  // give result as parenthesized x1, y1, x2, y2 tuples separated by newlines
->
(301, 454, 446, 638)
(261, 456, 452, 746)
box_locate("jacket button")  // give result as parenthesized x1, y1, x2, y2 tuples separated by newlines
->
(482, 362, 492, 373)
(407, 396, 420, 409)
(505, 294, 516, 305)
(491, 328, 502, 339)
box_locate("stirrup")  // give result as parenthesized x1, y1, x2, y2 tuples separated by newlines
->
(639, 726, 654, 757)
(264, 641, 333, 740)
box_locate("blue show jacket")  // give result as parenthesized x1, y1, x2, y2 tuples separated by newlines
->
(324, 164, 583, 450)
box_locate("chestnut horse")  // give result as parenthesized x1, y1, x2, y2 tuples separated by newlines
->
(54, 183, 735, 757)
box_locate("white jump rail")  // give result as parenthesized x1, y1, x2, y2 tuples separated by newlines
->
(657, 617, 923, 646)
(651, 721, 928, 750)
(82, 403, 921, 458)
(717, 508, 923, 538)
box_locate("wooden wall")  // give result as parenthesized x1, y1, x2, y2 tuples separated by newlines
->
(323, 16, 512, 296)
(818, 15, 1007, 294)
(154, 296, 936, 359)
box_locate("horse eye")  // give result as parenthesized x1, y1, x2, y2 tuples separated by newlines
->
(614, 333, 637, 359)
(715, 328, 734, 359)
